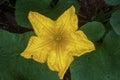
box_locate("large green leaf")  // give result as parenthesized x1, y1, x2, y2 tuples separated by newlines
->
(0, 30, 59, 80)
(110, 10, 120, 35)
(15, 0, 80, 28)
(70, 30, 120, 80)
(104, 0, 120, 5)
(80, 21, 105, 42)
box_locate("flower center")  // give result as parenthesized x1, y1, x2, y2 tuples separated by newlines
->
(54, 34, 62, 42)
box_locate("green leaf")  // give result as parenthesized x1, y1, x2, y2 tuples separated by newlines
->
(103, 31, 120, 55)
(104, 0, 120, 5)
(110, 10, 120, 35)
(102, 31, 120, 80)
(0, 30, 33, 56)
(80, 21, 105, 42)
(70, 45, 120, 80)
(94, 10, 106, 22)
(0, 30, 59, 80)
(15, 0, 80, 28)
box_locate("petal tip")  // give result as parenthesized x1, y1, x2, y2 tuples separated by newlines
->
(71, 5, 75, 9)
(92, 44, 96, 51)
(20, 52, 31, 59)
(28, 11, 34, 18)
(70, 5, 75, 12)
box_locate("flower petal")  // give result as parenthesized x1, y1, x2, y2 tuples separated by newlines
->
(67, 30, 95, 56)
(47, 46, 73, 79)
(56, 6, 78, 33)
(28, 11, 54, 36)
(21, 36, 51, 63)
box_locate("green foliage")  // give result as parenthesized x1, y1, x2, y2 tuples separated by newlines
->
(70, 31, 120, 80)
(0, 30, 59, 80)
(94, 10, 106, 22)
(104, 0, 120, 5)
(15, 0, 80, 28)
(103, 31, 120, 55)
(0, 30, 33, 56)
(110, 10, 120, 35)
(81, 21, 105, 42)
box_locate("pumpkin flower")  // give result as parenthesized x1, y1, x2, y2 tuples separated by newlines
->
(21, 6, 95, 79)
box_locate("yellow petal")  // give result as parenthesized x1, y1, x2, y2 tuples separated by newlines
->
(56, 6, 78, 33)
(21, 36, 51, 63)
(28, 11, 54, 36)
(67, 30, 95, 56)
(47, 46, 73, 79)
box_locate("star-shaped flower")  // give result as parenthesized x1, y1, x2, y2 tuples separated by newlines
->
(21, 6, 95, 79)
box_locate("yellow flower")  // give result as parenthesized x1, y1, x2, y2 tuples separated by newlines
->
(21, 6, 95, 79)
